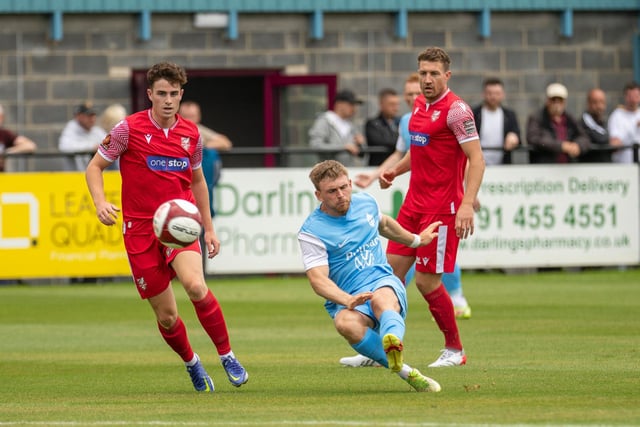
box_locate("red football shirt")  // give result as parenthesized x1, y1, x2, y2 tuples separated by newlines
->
(98, 109, 202, 227)
(405, 89, 478, 214)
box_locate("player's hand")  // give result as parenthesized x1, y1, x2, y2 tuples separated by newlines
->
(418, 221, 442, 246)
(346, 291, 373, 310)
(379, 169, 395, 189)
(95, 201, 120, 226)
(205, 230, 221, 258)
(354, 173, 375, 189)
(455, 203, 475, 239)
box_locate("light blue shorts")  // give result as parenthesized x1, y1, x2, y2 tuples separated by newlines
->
(325, 275, 407, 331)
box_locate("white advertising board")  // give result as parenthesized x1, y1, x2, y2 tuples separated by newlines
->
(207, 164, 639, 274)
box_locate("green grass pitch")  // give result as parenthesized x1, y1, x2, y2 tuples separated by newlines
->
(0, 268, 639, 426)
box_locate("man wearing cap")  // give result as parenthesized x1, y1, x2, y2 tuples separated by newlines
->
(59, 102, 107, 171)
(526, 83, 589, 164)
(309, 89, 367, 167)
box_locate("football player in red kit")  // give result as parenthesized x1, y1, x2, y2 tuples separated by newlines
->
(85, 61, 248, 392)
(381, 47, 485, 367)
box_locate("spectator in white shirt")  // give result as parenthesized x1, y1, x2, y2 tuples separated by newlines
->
(608, 81, 640, 164)
(58, 103, 107, 171)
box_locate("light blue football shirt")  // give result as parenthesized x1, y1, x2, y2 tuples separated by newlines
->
(298, 192, 395, 295)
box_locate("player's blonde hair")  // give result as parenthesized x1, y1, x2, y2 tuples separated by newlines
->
(309, 160, 348, 190)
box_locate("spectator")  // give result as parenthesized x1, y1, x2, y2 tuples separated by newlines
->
(0, 104, 37, 172)
(608, 81, 640, 164)
(579, 88, 613, 163)
(59, 103, 107, 171)
(178, 100, 232, 218)
(179, 100, 233, 274)
(308, 89, 366, 167)
(365, 88, 400, 166)
(526, 83, 589, 164)
(472, 77, 521, 165)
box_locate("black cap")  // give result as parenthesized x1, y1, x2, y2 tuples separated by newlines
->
(335, 90, 364, 105)
(75, 103, 97, 115)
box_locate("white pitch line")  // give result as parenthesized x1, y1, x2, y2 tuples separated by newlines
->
(0, 422, 637, 427)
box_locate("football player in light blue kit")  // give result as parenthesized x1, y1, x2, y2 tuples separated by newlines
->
(298, 160, 442, 392)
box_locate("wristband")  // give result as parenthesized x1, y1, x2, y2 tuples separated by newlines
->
(409, 233, 421, 248)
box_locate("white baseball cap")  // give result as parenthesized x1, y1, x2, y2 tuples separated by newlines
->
(546, 83, 568, 99)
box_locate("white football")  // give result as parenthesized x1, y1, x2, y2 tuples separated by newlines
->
(152, 199, 203, 249)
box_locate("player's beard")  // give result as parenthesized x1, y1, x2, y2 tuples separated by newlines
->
(335, 198, 350, 215)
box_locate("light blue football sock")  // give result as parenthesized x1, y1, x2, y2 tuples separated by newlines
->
(404, 264, 416, 287)
(442, 263, 463, 298)
(352, 328, 388, 368)
(379, 310, 405, 341)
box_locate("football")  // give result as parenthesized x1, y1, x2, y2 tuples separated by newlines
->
(152, 199, 203, 249)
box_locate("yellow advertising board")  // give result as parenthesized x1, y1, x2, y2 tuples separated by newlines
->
(0, 171, 130, 279)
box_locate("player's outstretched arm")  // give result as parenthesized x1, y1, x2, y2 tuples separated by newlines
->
(354, 150, 404, 189)
(379, 214, 441, 247)
(306, 266, 372, 309)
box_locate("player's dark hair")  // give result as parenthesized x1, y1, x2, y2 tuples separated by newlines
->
(147, 62, 188, 88)
(309, 160, 348, 190)
(417, 47, 451, 72)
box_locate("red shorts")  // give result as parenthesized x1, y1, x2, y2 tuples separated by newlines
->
(123, 224, 201, 299)
(386, 207, 459, 274)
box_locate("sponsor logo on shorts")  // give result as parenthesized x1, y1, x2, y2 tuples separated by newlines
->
(146, 156, 190, 172)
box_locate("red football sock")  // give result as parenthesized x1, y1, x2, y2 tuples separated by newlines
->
(158, 316, 194, 362)
(423, 284, 463, 350)
(192, 289, 231, 355)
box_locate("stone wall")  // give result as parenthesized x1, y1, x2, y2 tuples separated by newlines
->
(0, 11, 636, 168)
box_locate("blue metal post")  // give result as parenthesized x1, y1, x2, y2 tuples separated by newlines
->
(50, 11, 63, 41)
(479, 7, 490, 39)
(395, 8, 408, 39)
(227, 9, 238, 40)
(561, 8, 573, 38)
(309, 9, 323, 40)
(139, 10, 151, 41)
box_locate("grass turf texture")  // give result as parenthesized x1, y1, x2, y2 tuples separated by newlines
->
(0, 269, 638, 426)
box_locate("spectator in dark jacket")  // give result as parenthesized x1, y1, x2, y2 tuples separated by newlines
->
(365, 88, 400, 166)
(579, 88, 613, 163)
(472, 78, 521, 165)
(526, 83, 589, 164)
